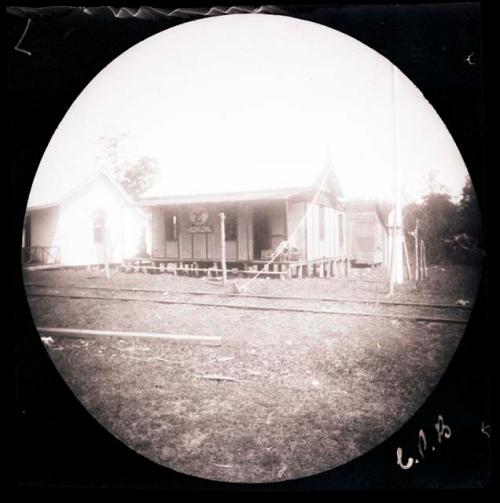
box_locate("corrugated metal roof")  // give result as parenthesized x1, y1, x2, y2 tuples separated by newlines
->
(139, 162, 343, 205)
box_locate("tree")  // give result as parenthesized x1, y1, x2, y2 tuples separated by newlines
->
(457, 178, 482, 239)
(403, 192, 459, 264)
(113, 156, 160, 200)
(451, 178, 483, 263)
(94, 135, 161, 200)
(402, 179, 483, 265)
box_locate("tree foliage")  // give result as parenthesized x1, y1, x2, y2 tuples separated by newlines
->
(402, 179, 483, 265)
(113, 156, 160, 200)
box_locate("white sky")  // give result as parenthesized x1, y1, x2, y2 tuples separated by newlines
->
(29, 13, 469, 208)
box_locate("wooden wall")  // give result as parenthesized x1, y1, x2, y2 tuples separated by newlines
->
(347, 209, 386, 265)
(287, 201, 306, 259)
(150, 203, 254, 261)
(151, 207, 165, 258)
(238, 204, 253, 260)
(30, 206, 60, 249)
(289, 193, 344, 260)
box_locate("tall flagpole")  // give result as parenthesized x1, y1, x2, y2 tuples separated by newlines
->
(389, 64, 404, 295)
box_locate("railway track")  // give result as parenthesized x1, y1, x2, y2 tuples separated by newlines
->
(24, 282, 472, 310)
(25, 283, 471, 325)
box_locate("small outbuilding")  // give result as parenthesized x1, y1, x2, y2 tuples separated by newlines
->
(345, 201, 390, 267)
(23, 170, 149, 267)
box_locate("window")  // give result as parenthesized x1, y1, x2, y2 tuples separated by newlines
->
(319, 205, 325, 241)
(92, 208, 107, 243)
(224, 210, 238, 241)
(166, 213, 178, 241)
(338, 213, 344, 248)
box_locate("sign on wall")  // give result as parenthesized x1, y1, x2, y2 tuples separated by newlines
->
(187, 206, 212, 233)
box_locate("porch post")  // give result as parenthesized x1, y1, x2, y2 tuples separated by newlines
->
(219, 212, 227, 285)
(284, 200, 289, 241)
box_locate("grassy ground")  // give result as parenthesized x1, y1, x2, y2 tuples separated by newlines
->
(24, 265, 481, 483)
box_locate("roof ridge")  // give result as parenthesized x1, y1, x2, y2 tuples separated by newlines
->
(27, 169, 132, 210)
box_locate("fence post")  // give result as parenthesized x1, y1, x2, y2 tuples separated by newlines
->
(403, 234, 412, 280)
(421, 240, 428, 279)
(414, 219, 420, 281)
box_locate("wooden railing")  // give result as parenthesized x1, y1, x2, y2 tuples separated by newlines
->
(22, 246, 60, 265)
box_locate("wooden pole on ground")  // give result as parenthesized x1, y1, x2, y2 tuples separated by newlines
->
(219, 213, 227, 285)
(38, 326, 222, 344)
(403, 233, 412, 280)
(421, 245, 424, 278)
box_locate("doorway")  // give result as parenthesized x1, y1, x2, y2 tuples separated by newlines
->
(253, 206, 270, 260)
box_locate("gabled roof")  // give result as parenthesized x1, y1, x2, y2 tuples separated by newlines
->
(139, 163, 343, 206)
(27, 169, 134, 211)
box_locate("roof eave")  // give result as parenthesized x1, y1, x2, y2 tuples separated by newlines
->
(137, 187, 308, 206)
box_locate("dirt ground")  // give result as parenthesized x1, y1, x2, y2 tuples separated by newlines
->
(23, 265, 481, 483)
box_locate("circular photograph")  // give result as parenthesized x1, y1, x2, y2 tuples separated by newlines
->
(21, 13, 483, 483)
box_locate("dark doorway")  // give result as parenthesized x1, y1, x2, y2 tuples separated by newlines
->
(253, 207, 270, 260)
(23, 213, 31, 249)
(22, 213, 31, 264)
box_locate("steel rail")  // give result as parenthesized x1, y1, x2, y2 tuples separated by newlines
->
(24, 282, 472, 311)
(26, 290, 468, 325)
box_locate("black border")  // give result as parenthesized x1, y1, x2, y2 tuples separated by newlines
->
(10, 2, 492, 492)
